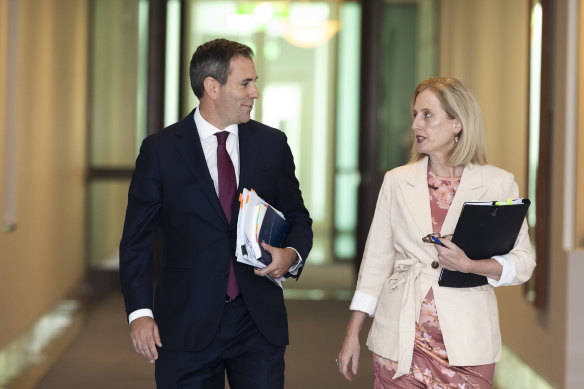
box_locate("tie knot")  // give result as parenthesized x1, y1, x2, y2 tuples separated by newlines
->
(215, 131, 229, 145)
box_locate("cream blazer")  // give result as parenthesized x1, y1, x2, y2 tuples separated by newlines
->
(356, 157, 535, 377)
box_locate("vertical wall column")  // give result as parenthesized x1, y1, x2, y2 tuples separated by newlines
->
(146, 0, 167, 136)
(2, 0, 19, 233)
(355, 0, 383, 271)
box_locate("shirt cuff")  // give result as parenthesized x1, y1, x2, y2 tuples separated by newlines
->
(487, 255, 516, 287)
(128, 308, 154, 324)
(286, 247, 303, 276)
(349, 290, 378, 317)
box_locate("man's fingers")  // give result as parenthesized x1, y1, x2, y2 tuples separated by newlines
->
(145, 337, 159, 363)
(136, 336, 158, 363)
(254, 264, 273, 277)
(254, 260, 283, 278)
(130, 317, 160, 363)
(153, 325, 162, 347)
(255, 244, 296, 279)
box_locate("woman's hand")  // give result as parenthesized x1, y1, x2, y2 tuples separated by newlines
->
(338, 310, 368, 381)
(338, 333, 360, 381)
(436, 239, 503, 280)
(434, 239, 472, 273)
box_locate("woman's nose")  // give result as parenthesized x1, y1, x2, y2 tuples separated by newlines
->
(411, 115, 421, 130)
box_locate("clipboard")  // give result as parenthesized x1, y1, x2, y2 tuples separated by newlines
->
(438, 198, 530, 287)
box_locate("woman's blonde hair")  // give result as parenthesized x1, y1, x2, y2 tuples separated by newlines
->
(409, 77, 487, 166)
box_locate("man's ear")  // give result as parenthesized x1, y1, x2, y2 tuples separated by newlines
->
(203, 77, 219, 100)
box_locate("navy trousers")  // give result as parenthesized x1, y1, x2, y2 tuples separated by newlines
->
(155, 297, 286, 389)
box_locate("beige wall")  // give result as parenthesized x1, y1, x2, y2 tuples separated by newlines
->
(0, 3, 6, 207)
(439, 0, 529, 189)
(578, 2, 584, 249)
(0, 0, 88, 349)
(440, 1, 571, 388)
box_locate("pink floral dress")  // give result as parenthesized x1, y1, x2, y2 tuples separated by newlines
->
(372, 170, 495, 389)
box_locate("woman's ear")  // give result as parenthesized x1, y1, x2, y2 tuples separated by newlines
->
(453, 121, 463, 143)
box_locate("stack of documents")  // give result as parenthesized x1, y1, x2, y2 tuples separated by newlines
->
(236, 188, 290, 288)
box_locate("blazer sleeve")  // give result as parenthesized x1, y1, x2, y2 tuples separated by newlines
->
(119, 138, 162, 316)
(272, 133, 313, 277)
(352, 172, 396, 311)
(491, 175, 535, 286)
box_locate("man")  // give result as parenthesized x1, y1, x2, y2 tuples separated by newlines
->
(119, 38, 313, 388)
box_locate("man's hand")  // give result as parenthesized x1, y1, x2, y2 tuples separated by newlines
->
(254, 243, 297, 279)
(130, 316, 162, 363)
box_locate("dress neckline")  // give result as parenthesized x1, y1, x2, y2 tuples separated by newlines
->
(428, 170, 462, 181)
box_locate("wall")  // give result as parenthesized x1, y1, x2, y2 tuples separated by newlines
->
(439, 0, 529, 189)
(0, 0, 88, 349)
(440, 1, 574, 388)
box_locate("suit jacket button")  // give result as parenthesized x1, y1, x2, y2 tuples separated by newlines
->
(431, 260, 439, 269)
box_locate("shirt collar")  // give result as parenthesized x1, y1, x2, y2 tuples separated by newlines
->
(194, 106, 239, 140)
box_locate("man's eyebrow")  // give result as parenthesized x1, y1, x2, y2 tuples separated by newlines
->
(240, 76, 259, 83)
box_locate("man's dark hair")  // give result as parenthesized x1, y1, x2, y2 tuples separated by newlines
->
(189, 38, 254, 99)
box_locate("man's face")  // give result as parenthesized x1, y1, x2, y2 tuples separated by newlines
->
(215, 55, 260, 128)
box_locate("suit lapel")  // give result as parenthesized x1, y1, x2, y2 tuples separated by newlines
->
(233, 122, 261, 227)
(441, 163, 488, 235)
(174, 110, 226, 223)
(398, 158, 434, 236)
(237, 121, 260, 193)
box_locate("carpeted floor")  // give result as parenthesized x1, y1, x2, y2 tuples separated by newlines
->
(33, 277, 375, 388)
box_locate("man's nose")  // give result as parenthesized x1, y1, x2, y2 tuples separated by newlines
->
(250, 83, 260, 99)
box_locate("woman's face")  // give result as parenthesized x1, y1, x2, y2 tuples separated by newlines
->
(411, 89, 460, 161)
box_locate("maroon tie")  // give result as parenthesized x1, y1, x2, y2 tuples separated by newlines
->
(215, 131, 240, 299)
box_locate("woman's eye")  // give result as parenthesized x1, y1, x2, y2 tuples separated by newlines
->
(424, 112, 432, 118)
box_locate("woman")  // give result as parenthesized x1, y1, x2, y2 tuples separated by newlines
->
(337, 77, 535, 388)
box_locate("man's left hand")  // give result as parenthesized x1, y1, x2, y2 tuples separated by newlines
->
(254, 243, 297, 279)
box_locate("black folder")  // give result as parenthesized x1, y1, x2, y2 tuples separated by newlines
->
(438, 198, 531, 287)
(257, 206, 290, 267)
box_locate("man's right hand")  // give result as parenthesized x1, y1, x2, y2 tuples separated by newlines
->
(130, 316, 162, 363)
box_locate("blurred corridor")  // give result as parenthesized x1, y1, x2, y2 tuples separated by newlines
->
(2, 1, 584, 388)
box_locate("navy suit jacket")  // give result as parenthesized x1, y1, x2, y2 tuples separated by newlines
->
(119, 109, 313, 351)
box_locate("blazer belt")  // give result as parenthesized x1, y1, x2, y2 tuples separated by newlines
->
(387, 258, 437, 380)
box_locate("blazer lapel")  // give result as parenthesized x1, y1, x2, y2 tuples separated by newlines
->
(398, 158, 434, 236)
(441, 163, 488, 235)
(174, 110, 226, 223)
